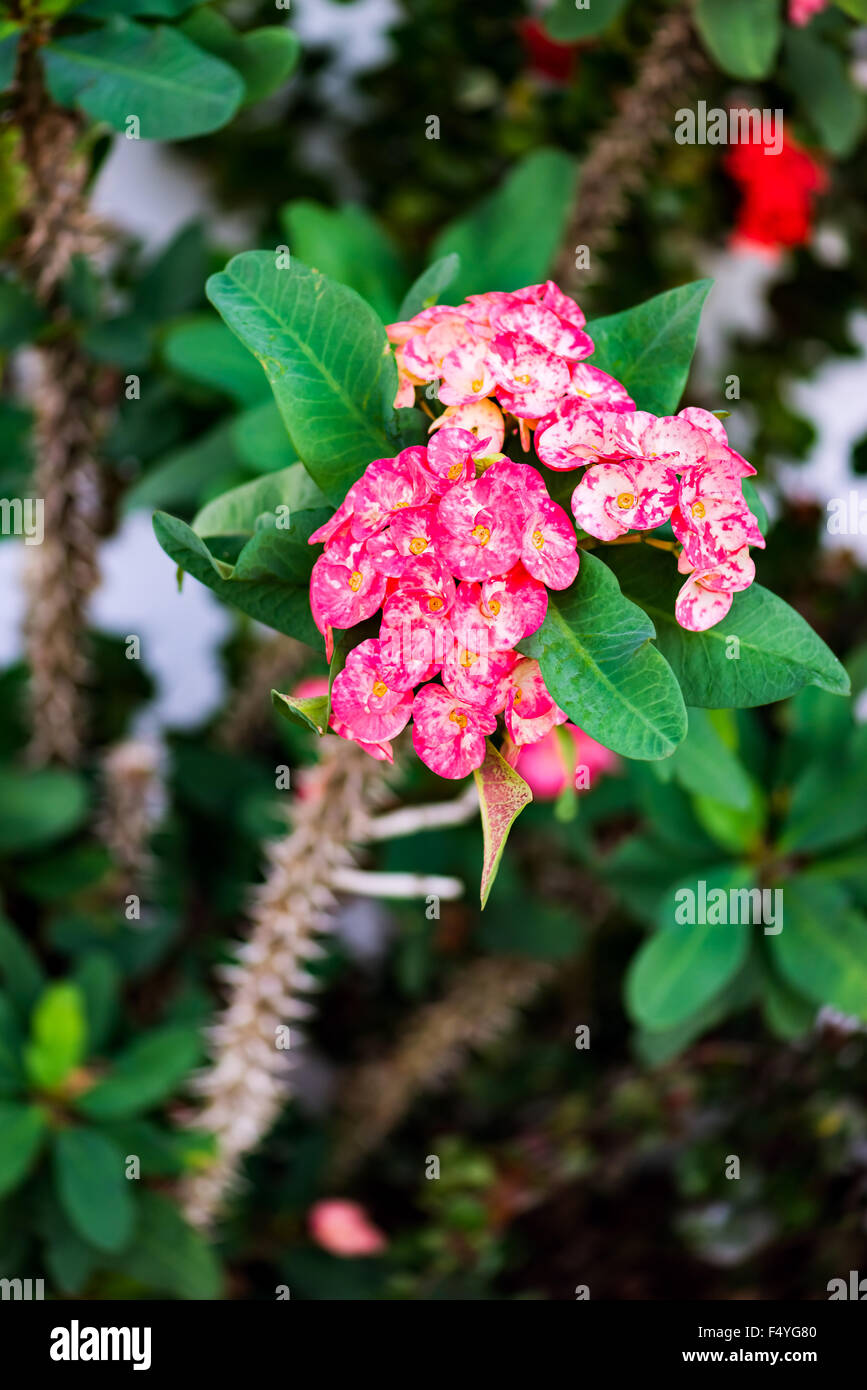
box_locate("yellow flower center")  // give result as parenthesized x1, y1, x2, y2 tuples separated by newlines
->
(531, 528, 545, 549)
(486, 598, 501, 616)
(616, 492, 636, 510)
(692, 500, 706, 519)
(447, 462, 464, 480)
(428, 596, 444, 612)
(372, 680, 388, 698)
(393, 500, 409, 509)
(471, 524, 491, 547)
(459, 649, 478, 668)
(449, 709, 468, 729)
(513, 687, 522, 703)
(409, 537, 428, 554)
(348, 570, 364, 591)
(471, 378, 484, 393)
(514, 373, 531, 385)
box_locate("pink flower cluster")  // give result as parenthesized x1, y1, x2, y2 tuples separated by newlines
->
(308, 427, 577, 777)
(387, 282, 764, 635)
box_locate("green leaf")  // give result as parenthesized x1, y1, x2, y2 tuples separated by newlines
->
(73, 952, 120, 1054)
(192, 462, 327, 539)
(585, 280, 712, 415)
(694, 0, 782, 79)
(602, 546, 850, 706)
(0, 994, 23, 1095)
(162, 314, 271, 405)
(231, 400, 298, 474)
(397, 253, 461, 321)
(433, 149, 577, 302)
(207, 254, 398, 507)
(518, 551, 687, 760)
(835, 0, 867, 19)
(54, 1129, 135, 1253)
(75, 1024, 201, 1120)
(473, 741, 533, 909)
(120, 1191, 220, 1299)
(543, 0, 628, 41)
(692, 781, 766, 855)
(0, 1102, 46, 1197)
(0, 276, 46, 349)
(778, 724, 867, 854)
(0, 766, 89, 854)
(0, 916, 45, 1014)
(760, 964, 815, 1042)
(769, 878, 867, 1022)
(281, 201, 406, 322)
(271, 690, 329, 737)
(783, 30, 865, 157)
(134, 221, 208, 322)
(626, 867, 753, 1031)
(153, 510, 321, 647)
(24, 983, 87, 1091)
(125, 420, 244, 514)
(182, 9, 299, 106)
(44, 20, 244, 141)
(664, 708, 753, 810)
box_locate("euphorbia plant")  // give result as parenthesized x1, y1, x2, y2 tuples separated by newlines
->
(154, 253, 848, 904)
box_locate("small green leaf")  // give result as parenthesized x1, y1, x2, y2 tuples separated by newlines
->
(0, 767, 89, 854)
(784, 29, 865, 157)
(0, 1102, 46, 1197)
(271, 690, 329, 737)
(543, 0, 628, 40)
(626, 867, 753, 1031)
(231, 400, 298, 474)
(24, 983, 87, 1091)
(75, 1025, 201, 1119)
(72, 953, 120, 1054)
(54, 1129, 135, 1253)
(0, 916, 45, 1014)
(769, 878, 867, 1022)
(779, 724, 867, 854)
(44, 20, 244, 141)
(473, 741, 533, 909)
(694, 0, 782, 79)
(182, 9, 299, 106)
(119, 1191, 221, 1299)
(519, 551, 687, 761)
(586, 280, 712, 415)
(665, 707, 754, 810)
(397, 253, 461, 321)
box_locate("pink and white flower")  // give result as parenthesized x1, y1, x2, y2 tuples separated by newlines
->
(675, 546, 756, 632)
(504, 657, 567, 747)
(330, 638, 414, 743)
(412, 682, 497, 779)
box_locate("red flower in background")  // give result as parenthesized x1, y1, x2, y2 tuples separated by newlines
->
(518, 17, 578, 85)
(725, 119, 827, 255)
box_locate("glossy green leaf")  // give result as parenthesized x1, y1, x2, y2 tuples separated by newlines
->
(0, 1102, 46, 1197)
(207, 254, 399, 506)
(231, 400, 298, 474)
(519, 551, 687, 760)
(153, 510, 321, 647)
(694, 0, 782, 79)
(24, 983, 87, 1091)
(397, 253, 461, 321)
(769, 878, 867, 1022)
(473, 741, 533, 909)
(54, 1128, 135, 1252)
(433, 149, 577, 302)
(44, 20, 244, 141)
(602, 546, 849, 706)
(585, 280, 712, 415)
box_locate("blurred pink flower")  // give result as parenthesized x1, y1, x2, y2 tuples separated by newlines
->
(515, 724, 619, 800)
(309, 1200, 387, 1257)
